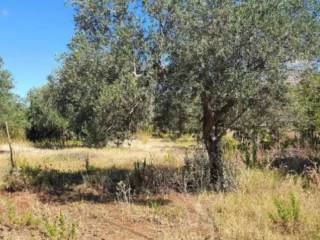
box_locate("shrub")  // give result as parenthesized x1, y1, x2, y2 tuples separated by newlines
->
(81, 172, 110, 195)
(131, 149, 238, 194)
(185, 149, 238, 191)
(130, 159, 181, 194)
(182, 150, 211, 192)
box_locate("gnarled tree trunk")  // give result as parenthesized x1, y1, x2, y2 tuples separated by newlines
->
(205, 133, 224, 185)
(202, 96, 224, 186)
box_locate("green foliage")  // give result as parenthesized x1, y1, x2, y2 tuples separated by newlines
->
(314, 233, 320, 240)
(27, 86, 69, 143)
(221, 133, 239, 155)
(0, 58, 14, 115)
(82, 78, 149, 147)
(148, 0, 320, 134)
(269, 193, 301, 232)
(291, 73, 320, 146)
(0, 57, 28, 140)
(153, 76, 200, 137)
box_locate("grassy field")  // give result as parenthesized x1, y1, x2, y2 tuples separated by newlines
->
(0, 137, 319, 240)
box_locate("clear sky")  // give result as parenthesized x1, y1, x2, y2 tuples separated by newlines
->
(0, 0, 75, 97)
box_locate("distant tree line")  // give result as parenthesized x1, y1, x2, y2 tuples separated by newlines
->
(1, 0, 319, 186)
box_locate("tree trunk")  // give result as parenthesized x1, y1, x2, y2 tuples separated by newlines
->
(205, 134, 224, 185)
(202, 96, 224, 186)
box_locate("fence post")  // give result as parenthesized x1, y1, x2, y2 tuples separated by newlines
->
(5, 122, 15, 171)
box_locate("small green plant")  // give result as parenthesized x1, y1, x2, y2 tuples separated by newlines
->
(313, 233, 320, 240)
(5, 201, 17, 224)
(19, 211, 41, 226)
(3, 201, 41, 228)
(44, 220, 58, 239)
(269, 193, 301, 233)
(44, 212, 77, 240)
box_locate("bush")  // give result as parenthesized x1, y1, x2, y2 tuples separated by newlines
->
(182, 150, 211, 192)
(130, 159, 181, 194)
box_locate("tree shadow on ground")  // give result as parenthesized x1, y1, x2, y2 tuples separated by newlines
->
(5, 164, 181, 206)
(32, 142, 85, 150)
(133, 198, 172, 207)
(4, 151, 219, 205)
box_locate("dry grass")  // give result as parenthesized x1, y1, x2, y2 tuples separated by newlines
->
(0, 138, 186, 173)
(0, 138, 320, 240)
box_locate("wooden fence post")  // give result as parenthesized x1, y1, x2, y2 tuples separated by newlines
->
(5, 122, 15, 170)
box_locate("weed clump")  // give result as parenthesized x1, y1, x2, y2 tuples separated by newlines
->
(4, 169, 29, 192)
(44, 212, 77, 240)
(269, 193, 301, 233)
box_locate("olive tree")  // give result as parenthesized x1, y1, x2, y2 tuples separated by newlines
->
(50, 0, 151, 146)
(145, 0, 320, 187)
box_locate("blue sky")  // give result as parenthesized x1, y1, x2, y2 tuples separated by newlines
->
(0, 0, 75, 97)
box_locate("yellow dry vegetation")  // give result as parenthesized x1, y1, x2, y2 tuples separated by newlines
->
(0, 137, 319, 240)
